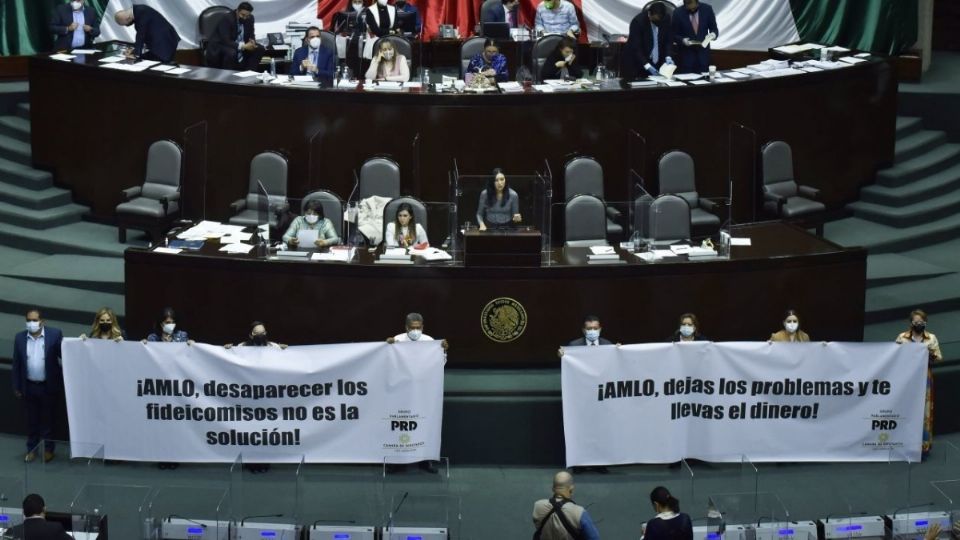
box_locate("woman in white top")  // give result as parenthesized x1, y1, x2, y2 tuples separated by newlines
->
(385, 202, 428, 247)
(365, 39, 410, 82)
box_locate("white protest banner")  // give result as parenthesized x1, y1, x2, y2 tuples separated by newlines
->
(63, 339, 445, 463)
(561, 342, 927, 465)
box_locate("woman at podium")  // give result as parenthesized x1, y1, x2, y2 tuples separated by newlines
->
(476, 168, 521, 231)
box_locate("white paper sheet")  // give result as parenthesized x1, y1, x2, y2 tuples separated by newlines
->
(411, 248, 452, 261)
(50, 54, 76, 61)
(296, 229, 319, 246)
(98, 56, 125, 63)
(233, 70, 261, 77)
(589, 245, 615, 255)
(730, 237, 752, 246)
(166, 67, 191, 76)
(71, 49, 100, 55)
(150, 64, 176, 72)
(152, 247, 183, 254)
(658, 63, 677, 79)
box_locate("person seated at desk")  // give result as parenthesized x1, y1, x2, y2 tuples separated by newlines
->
(466, 39, 509, 83)
(476, 168, 521, 231)
(394, 0, 422, 34)
(386, 202, 428, 247)
(481, 0, 520, 28)
(534, 0, 579, 38)
(3, 494, 72, 540)
(670, 312, 707, 342)
(283, 199, 340, 249)
(365, 39, 410, 82)
(672, 0, 718, 74)
(114, 6, 181, 64)
(50, 0, 100, 52)
(364, 0, 399, 38)
(769, 309, 809, 343)
(624, 1, 674, 79)
(291, 26, 336, 80)
(79, 307, 125, 341)
(540, 37, 583, 80)
(205, 2, 265, 71)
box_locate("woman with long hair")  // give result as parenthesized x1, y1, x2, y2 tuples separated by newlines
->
(386, 202, 428, 247)
(476, 168, 521, 231)
(80, 307, 124, 341)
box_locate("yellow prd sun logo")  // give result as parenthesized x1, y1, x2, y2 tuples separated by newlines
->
(399, 434, 411, 444)
(480, 297, 527, 343)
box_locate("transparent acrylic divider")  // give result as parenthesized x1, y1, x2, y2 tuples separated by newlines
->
(147, 485, 231, 540)
(182, 120, 209, 221)
(381, 456, 458, 538)
(229, 454, 243, 523)
(0, 474, 25, 531)
(727, 122, 757, 224)
(298, 464, 382, 535)
(24, 440, 103, 512)
(887, 447, 916, 515)
(70, 483, 152, 539)
(231, 453, 304, 534)
(452, 173, 549, 249)
(932, 479, 960, 537)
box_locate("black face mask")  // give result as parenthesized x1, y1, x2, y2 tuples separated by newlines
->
(251, 334, 268, 346)
(99, 322, 112, 333)
(913, 322, 926, 333)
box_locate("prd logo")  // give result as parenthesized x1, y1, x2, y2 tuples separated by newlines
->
(399, 434, 411, 444)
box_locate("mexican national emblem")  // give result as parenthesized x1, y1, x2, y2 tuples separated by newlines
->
(481, 297, 527, 343)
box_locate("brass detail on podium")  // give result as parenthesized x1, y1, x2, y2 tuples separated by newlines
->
(481, 297, 527, 343)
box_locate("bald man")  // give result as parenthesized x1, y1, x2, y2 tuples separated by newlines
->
(532, 471, 601, 539)
(114, 5, 180, 63)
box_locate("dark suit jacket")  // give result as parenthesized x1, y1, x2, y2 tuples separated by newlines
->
(11, 326, 64, 395)
(624, 13, 672, 79)
(540, 49, 583, 81)
(290, 45, 336, 80)
(4, 517, 71, 540)
(207, 11, 256, 58)
(480, 0, 517, 27)
(671, 2, 718, 74)
(50, 4, 100, 51)
(133, 4, 181, 63)
(567, 336, 613, 346)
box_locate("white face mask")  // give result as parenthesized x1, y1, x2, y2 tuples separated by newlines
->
(679, 324, 695, 337)
(71, 1, 83, 10)
(378, 0, 388, 6)
(353, 2, 364, 8)
(162, 323, 176, 335)
(26, 321, 41, 334)
(383, 50, 395, 60)
(305, 214, 320, 224)
(784, 322, 799, 334)
(309, 37, 321, 49)
(584, 329, 600, 342)
(407, 329, 422, 341)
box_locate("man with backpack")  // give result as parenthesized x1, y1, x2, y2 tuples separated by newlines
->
(532, 471, 601, 539)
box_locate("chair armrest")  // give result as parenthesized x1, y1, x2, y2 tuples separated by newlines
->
(797, 185, 820, 199)
(158, 192, 180, 214)
(699, 198, 719, 212)
(605, 206, 622, 221)
(229, 199, 247, 213)
(763, 191, 786, 213)
(121, 186, 142, 201)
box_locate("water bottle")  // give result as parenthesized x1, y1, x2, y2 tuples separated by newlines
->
(422, 68, 430, 85)
(269, 57, 276, 78)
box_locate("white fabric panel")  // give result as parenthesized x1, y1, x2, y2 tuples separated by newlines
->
(97, 0, 323, 49)
(583, 0, 800, 51)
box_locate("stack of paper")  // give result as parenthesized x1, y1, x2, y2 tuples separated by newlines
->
(674, 73, 703, 81)
(50, 54, 76, 61)
(772, 43, 821, 55)
(587, 245, 618, 261)
(218, 243, 254, 254)
(687, 246, 718, 259)
(629, 80, 658, 88)
(368, 81, 403, 91)
(669, 244, 691, 255)
(755, 68, 802, 79)
(337, 80, 359, 89)
(498, 81, 523, 92)
(380, 247, 411, 260)
(723, 71, 750, 80)
(152, 247, 183, 255)
(71, 49, 100, 55)
(402, 82, 423, 89)
(747, 59, 790, 72)
(311, 247, 355, 262)
(232, 70, 261, 78)
(167, 67, 191, 76)
(98, 56, 125, 64)
(177, 221, 247, 240)
(411, 248, 453, 261)
(839, 56, 867, 65)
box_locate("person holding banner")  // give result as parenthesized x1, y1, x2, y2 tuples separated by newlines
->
(769, 309, 809, 343)
(144, 307, 193, 344)
(532, 471, 601, 540)
(79, 307, 124, 341)
(226, 321, 286, 350)
(386, 312, 448, 349)
(642, 486, 692, 540)
(670, 313, 707, 342)
(896, 309, 942, 458)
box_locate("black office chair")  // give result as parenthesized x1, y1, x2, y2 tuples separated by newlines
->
(198, 6, 234, 67)
(761, 141, 826, 236)
(320, 30, 338, 59)
(532, 35, 563, 83)
(657, 150, 722, 236)
(564, 194, 609, 248)
(229, 151, 291, 227)
(116, 140, 183, 244)
(564, 155, 623, 239)
(359, 156, 402, 200)
(460, 36, 486, 78)
(647, 194, 691, 245)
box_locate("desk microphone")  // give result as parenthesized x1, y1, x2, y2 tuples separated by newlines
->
(312, 518, 357, 526)
(240, 513, 284, 526)
(392, 491, 410, 517)
(166, 515, 207, 528)
(824, 511, 867, 523)
(892, 502, 935, 519)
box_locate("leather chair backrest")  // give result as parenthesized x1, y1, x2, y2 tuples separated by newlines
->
(359, 157, 401, 199)
(762, 141, 799, 198)
(302, 189, 344, 238)
(480, 0, 501, 19)
(198, 6, 234, 43)
(640, 0, 675, 20)
(246, 151, 289, 208)
(565, 194, 607, 244)
(461, 36, 487, 78)
(320, 30, 338, 56)
(141, 140, 183, 200)
(564, 156, 604, 201)
(649, 194, 691, 242)
(658, 150, 699, 208)
(381, 196, 428, 242)
(533, 35, 563, 82)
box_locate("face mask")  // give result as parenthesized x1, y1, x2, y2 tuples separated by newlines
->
(309, 37, 321, 49)
(26, 321, 41, 334)
(383, 50, 395, 60)
(353, 2, 364, 8)
(252, 334, 268, 346)
(71, 1, 82, 10)
(162, 323, 176, 335)
(584, 329, 600, 342)
(407, 329, 422, 341)
(784, 322, 799, 334)
(378, 0, 388, 6)
(99, 322, 113, 333)
(913, 322, 926, 333)
(305, 214, 319, 224)
(679, 324, 695, 337)
(564, 54, 574, 63)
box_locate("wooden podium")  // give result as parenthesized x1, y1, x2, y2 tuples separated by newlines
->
(463, 228, 542, 267)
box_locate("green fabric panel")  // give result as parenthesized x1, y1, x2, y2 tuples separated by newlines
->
(790, 0, 918, 56)
(1, 0, 109, 56)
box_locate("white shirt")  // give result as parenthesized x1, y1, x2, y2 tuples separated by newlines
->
(393, 332, 435, 342)
(26, 328, 46, 382)
(385, 222, 428, 247)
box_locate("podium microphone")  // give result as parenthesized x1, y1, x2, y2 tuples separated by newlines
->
(166, 515, 207, 528)
(240, 513, 284, 527)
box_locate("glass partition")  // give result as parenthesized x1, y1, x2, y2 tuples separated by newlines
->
(24, 440, 104, 512)
(70, 483, 151, 539)
(230, 453, 304, 535)
(380, 456, 457, 537)
(728, 122, 757, 224)
(147, 486, 231, 540)
(182, 120, 209, 222)
(299, 465, 382, 536)
(0, 475, 25, 533)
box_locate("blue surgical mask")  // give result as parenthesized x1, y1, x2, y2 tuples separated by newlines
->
(584, 329, 600, 342)
(679, 324, 695, 337)
(26, 321, 41, 334)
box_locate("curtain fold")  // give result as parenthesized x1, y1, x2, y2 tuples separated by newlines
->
(789, 0, 918, 55)
(1, 0, 109, 56)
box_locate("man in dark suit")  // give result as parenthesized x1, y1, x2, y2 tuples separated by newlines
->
(206, 2, 265, 71)
(49, 0, 100, 52)
(567, 315, 613, 347)
(12, 308, 64, 464)
(671, 0, 718, 74)
(290, 26, 336, 81)
(623, 2, 674, 80)
(114, 5, 181, 63)
(480, 0, 520, 28)
(3, 494, 71, 540)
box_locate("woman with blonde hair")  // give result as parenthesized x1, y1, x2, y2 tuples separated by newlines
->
(896, 309, 942, 458)
(80, 307, 125, 341)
